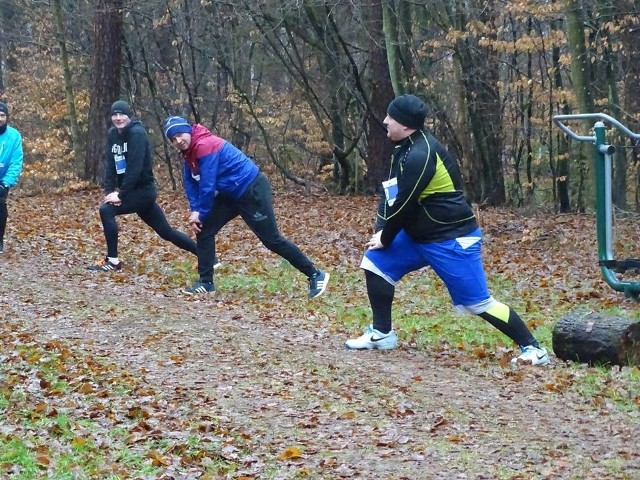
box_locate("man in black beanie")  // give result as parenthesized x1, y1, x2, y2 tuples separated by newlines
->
(345, 94, 550, 367)
(87, 100, 201, 276)
(109, 100, 133, 117)
(0, 101, 24, 254)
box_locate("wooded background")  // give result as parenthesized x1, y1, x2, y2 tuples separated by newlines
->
(1, 0, 639, 212)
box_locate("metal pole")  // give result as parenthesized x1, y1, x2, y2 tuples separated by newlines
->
(593, 122, 620, 290)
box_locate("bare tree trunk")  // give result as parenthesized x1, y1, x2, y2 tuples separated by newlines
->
(564, 0, 594, 212)
(0, 1, 22, 92)
(362, 0, 395, 194)
(524, 18, 536, 205)
(451, 0, 505, 205)
(550, 5, 571, 213)
(128, 11, 178, 190)
(593, 0, 625, 210)
(618, 1, 640, 210)
(53, 0, 83, 178)
(84, 0, 123, 182)
(0, 28, 4, 92)
(382, 1, 401, 96)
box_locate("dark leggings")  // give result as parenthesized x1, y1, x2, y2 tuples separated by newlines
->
(196, 173, 315, 283)
(99, 192, 196, 258)
(0, 187, 8, 242)
(366, 269, 394, 333)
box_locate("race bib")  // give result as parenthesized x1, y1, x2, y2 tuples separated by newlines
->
(114, 155, 126, 174)
(382, 177, 398, 206)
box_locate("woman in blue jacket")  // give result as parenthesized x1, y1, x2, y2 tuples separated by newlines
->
(163, 116, 329, 298)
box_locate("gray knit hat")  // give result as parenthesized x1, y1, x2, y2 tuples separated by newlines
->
(110, 100, 133, 117)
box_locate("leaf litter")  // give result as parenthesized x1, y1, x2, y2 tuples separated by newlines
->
(0, 188, 639, 478)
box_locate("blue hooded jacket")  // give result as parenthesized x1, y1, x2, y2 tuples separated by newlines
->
(0, 126, 23, 187)
(181, 124, 259, 220)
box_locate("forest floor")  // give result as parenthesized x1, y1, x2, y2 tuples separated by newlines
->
(1, 187, 640, 479)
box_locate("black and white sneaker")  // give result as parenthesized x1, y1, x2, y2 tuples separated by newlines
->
(0, 242, 4, 254)
(309, 270, 330, 298)
(182, 281, 214, 295)
(87, 258, 122, 271)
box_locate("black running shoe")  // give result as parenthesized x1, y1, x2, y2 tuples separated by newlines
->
(182, 281, 214, 295)
(309, 270, 330, 298)
(87, 258, 122, 271)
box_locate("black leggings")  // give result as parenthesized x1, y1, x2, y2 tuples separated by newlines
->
(99, 192, 196, 258)
(366, 269, 394, 333)
(196, 173, 315, 283)
(0, 186, 8, 242)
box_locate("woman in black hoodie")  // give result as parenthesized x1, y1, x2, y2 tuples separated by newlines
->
(88, 100, 197, 272)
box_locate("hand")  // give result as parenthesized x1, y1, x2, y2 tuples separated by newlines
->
(189, 211, 202, 234)
(366, 230, 384, 250)
(104, 191, 121, 206)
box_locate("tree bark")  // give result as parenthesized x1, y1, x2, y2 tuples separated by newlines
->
(362, 0, 395, 194)
(591, 0, 626, 210)
(53, 0, 83, 178)
(552, 311, 640, 366)
(551, 8, 571, 213)
(84, 0, 123, 182)
(563, 0, 593, 213)
(382, 1, 401, 96)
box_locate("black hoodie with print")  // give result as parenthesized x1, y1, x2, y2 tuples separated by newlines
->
(103, 118, 156, 202)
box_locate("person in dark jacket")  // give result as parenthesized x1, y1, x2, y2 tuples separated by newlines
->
(162, 116, 329, 298)
(0, 101, 23, 254)
(345, 94, 549, 366)
(88, 101, 198, 272)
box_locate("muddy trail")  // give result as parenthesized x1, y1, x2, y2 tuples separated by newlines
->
(1, 190, 640, 479)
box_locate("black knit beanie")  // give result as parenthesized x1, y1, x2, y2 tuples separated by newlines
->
(0, 102, 8, 116)
(110, 100, 133, 117)
(387, 94, 427, 130)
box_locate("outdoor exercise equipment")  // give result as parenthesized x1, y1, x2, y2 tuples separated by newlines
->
(552, 114, 640, 366)
(553, 113, 640, 300)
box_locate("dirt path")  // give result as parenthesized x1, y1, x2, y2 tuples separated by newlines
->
(3, 233, 640, 480)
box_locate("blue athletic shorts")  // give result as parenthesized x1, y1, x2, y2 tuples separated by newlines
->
(361, 228, 493, 310)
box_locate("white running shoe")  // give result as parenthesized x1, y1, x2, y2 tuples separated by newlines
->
(344, 325, 398, 350)
(511, 345, 550, 366)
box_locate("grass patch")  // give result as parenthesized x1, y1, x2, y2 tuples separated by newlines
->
(0, 323, 240, 479)
(165, 258, 557, 355)
(161, 257, 640, 415)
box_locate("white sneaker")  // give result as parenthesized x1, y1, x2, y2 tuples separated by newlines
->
(345, 325, 398, 350)
(511, 345, 550, 366)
